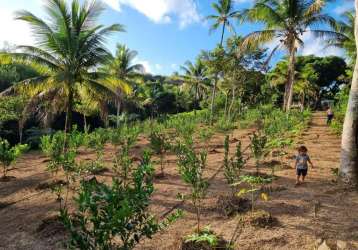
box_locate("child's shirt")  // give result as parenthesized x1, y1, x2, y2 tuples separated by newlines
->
(296, 154, 310, 169)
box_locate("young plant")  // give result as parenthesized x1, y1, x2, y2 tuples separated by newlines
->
(111, 126, 140, 184)
(198, 127, 214, 150)
(149, 130, 170, 176)
(234, 175, 272, 213)
(0, 139, 28, 179)
(184, 226, 221, 248)
(223, 136, 246, 196)
(41, 130, 83, 207)
(249, 131, 267, 175)
(60, 151, 181, 250)
(81, 129, 109, 176)
(176, 142, 209, 233)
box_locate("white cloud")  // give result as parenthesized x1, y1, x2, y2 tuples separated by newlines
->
(104, 0, 201, 28)
(137, 60, 152, 74)
(102, 0, 121, 11)
(334, 0, 354, 14)
(133, 58, 164, 74)
(0, 7, 34, 47)
(299, 31, 345, 58)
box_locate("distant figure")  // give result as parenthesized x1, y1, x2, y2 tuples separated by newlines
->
(326, 107, 334, 125)
(294, 146, 314, 186)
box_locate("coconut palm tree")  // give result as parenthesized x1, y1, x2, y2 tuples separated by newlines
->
(207, 0, 239, 124)
(240, 0, 341, 111)
(327, 10, 356, 64)
(101, 44, 143, 128)
(340, 1, 358, 186)
(180, 59, 209, 108)
(3, 0, 123, 132)
(207, 0, 239, 47)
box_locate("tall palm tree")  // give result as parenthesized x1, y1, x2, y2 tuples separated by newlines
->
(207, 0, 239, 124)
(180, 59, 209, 108)
(327, 10, 356, 64)
(207, 0, 239, 47)
(5, 0, 123, 132)
(101, 44, 143, 128)
(340, 1, 358, 186)
(240, 0, 340, 111)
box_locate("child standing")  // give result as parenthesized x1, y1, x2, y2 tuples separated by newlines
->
(294, 146, 314, 185)
(326, 107, 334, 125)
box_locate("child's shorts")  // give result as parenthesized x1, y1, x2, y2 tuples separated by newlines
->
(297, 168, 308, 176)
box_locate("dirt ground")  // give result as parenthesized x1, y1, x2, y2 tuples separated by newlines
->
(0, 112, 357, 250)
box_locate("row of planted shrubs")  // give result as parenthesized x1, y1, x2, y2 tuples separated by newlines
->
(0, 104, 312, 249)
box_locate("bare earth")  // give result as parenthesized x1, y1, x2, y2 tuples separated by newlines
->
(0, 112, 357, 250)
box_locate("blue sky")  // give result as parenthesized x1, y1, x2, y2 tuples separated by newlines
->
(0, 0, 354, 75)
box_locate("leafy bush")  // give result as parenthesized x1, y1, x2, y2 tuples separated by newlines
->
(330, 86, 349, 135)
(249, 132, 267, 175)
(215, 117, 237, 132)
(60, 152, 160, 250)
(149, 130, 170, 176)
(223, 136, 246, 195)
(175, 141, 209, 232)
(0, 138, 28, 178)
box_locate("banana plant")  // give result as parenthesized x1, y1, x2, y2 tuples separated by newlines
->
(234, 175, 272, 213)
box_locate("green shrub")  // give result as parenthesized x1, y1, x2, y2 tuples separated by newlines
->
(176, 141, 208, 232)
(149, 130, 170, 176)
(0, 138, 28, 178)
(249, 132, 267, 175)
(60, 152, 159, 250)
(223, 136, 246, 195)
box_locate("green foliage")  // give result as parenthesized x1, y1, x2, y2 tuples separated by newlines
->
(149, 130, 170, 175)
(60, 152, 160, 250)
(40, 129, 82, 175)
(198, 127, 214, 145)
(215, 116, 237, 132)
(175, 141, 209, 232)
(110, 126, 140, 183)
(10, 0, 124, 131)
(184, 226, 219, 247)
(268, 55, 348, 101)
(0, 138, 28, 177)
(0, 96, 27, 122)
(223, 137, 246, 195)
(331, 86, 349, 135)
(249, 131, 267, 174)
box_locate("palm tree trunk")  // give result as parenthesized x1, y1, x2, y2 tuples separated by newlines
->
(284, 44, 296, 112)
(228, 87, 236, 121)
(340, 0, 358, 187)
(66, 86, 74, 132)
(83, 114, 87, 131)
(209, 22, 227, 125)
(209, 80, 217, 125)
(300, 93, 305, 112)
(116, 98, 121, 128)
(220, 21, 226, 47)
(224, 92, 228, 118)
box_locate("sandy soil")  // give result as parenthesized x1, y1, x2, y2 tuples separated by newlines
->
(0, 112, 357, 250)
